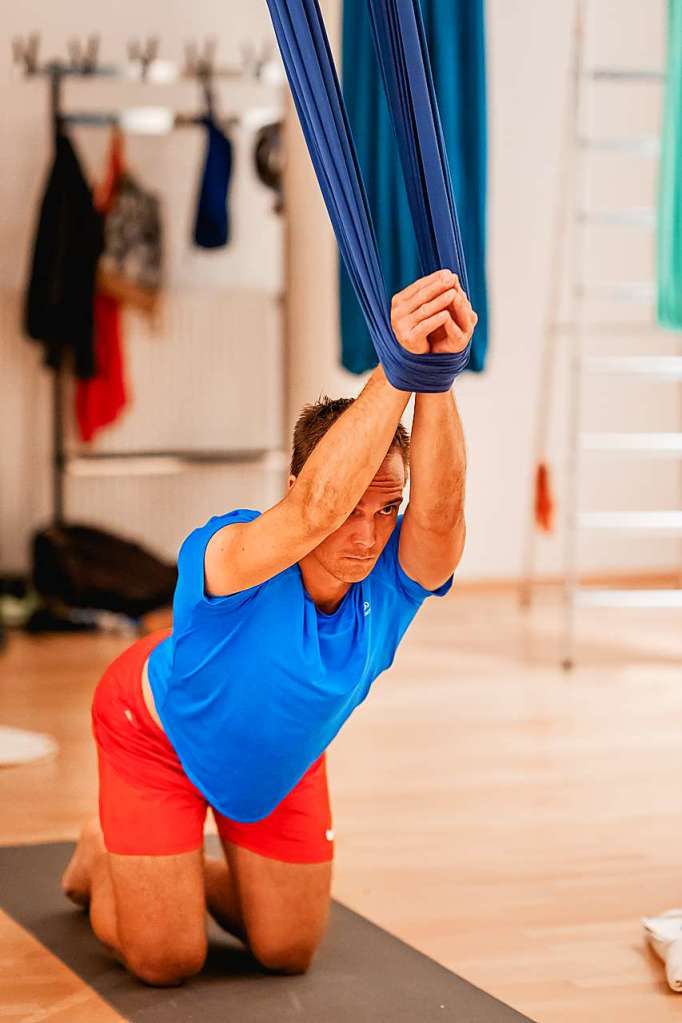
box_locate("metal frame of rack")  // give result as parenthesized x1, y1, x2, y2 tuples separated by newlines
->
(521, 0, 682, 667)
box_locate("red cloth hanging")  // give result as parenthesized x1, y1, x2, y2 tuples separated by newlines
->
(94, 129, 125, 211)
(534, 461, 555, 534)
(76, 130, 128, 442)
(75, 293, 127, 442)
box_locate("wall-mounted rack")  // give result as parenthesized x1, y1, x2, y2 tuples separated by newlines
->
(11, 34, 280, 84)
(11, 36, 286, 530)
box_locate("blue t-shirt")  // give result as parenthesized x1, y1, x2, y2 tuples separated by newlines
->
(148, 508, 452, 821)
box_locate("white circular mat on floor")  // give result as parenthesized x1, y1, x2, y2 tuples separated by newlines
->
(0, 726, 58, 766)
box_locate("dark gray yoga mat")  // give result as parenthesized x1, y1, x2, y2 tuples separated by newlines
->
(0, 842, 535, 1023)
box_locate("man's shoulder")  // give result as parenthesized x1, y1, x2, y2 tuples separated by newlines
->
(181, 508, 261, 555)
(200, 508, 262, 533)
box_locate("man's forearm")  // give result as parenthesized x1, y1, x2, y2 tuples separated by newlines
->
(408, 389, 466, 534)
(295, 365, 411, 529)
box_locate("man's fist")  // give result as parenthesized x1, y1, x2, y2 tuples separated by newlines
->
(390, 269, 478, 355)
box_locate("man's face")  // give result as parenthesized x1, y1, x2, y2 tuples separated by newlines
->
(294, 449, 406, 584)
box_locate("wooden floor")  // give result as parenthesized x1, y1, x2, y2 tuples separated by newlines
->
(1, 587, 681, 1022)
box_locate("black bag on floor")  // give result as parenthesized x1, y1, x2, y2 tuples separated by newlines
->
(31, 523, 177, 618)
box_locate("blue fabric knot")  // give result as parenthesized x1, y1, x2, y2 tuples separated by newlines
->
(266, 0, 472, 392)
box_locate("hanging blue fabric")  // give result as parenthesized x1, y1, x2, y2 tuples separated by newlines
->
(193, 116, 233, 249)
(341, 0, 488, 376)
(264, 0, 472, 392)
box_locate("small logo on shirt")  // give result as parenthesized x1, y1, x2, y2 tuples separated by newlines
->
(325, 829, 335, 842)
(363, 601, 371, 617)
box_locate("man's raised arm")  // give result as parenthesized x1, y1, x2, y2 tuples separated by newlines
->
(393, 271, 476, 590)
(205, 365, 411, 597)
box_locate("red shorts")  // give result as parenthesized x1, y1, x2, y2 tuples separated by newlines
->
(91, 629, 334, 863)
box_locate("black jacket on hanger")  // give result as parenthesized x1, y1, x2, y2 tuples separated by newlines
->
(24, 128, 104, 378)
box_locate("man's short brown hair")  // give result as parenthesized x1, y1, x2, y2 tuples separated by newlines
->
(290, 395, 410, 478)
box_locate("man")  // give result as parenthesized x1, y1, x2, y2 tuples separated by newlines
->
(61, 268, 476, 986)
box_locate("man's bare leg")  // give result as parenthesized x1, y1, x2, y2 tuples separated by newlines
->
(203, 853, 247, 940)
(62, 817, 119, 953)
(61, 818, 331, 979)
(61, 816, 107, 907)
(61, 817, 209, 986)
(216, 838, 333, 975)
(64, 821, 248, 940)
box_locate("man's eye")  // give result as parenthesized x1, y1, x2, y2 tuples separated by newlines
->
(380, 505, 398, 516)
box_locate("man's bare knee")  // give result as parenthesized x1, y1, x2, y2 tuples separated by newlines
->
(125, 943, 206, 987)
(90, 903, 118, 954)
(250, 937, 317, 976)
(103, 847, 207, 986)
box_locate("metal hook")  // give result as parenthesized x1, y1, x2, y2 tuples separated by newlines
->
(49, 64, 64, 136)
(11, 33, 40, 74)
(254, 41, 274, 79)
(83, 35, 100, 73)
(67, 35, 100, 73)
(183, 37, 217, 78)
(240, 40, 272, 80)
(185, 38, 218, 116)
(128, 36, 159, 80)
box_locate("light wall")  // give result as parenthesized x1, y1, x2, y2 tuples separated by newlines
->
(2, 0, 679, 581)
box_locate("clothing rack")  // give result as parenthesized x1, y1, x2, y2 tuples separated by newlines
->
(12, 34, 277, 84)
(14, 41, 286, 530)
(12, 32, 283, 137)
(60, 110, 240, 132)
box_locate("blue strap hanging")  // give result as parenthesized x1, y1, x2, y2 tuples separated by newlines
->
(265, 0, 472, 393)
(193, 116, 233, 249)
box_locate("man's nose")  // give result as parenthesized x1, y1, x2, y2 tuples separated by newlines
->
(350, 517, 376, 550)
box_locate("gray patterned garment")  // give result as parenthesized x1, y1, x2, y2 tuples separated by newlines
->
(100, 173, 163, 294)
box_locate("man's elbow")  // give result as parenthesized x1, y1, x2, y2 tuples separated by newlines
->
(456, 514, 466, 549)
(446, 519, 466, 576)
(456, 522, 466, 565)
(424, 519, 466, 588)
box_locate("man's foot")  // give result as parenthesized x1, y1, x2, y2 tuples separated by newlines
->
(61, 816, 105, 907)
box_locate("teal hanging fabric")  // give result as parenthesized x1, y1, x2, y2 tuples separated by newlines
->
(657, 0, 682, 330)
(341, 0, 489, 375)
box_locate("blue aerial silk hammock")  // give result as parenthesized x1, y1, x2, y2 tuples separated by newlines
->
(265, 0, 472, 392)
(341, 0, 488, 377)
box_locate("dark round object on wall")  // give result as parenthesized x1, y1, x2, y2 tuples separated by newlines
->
(254, 121, 284, 213)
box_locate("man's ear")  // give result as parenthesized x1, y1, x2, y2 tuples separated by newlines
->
(287, 474, 297, 491)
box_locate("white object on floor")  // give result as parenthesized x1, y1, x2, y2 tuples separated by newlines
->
(0, 725, 58, 767)
(642, 909, 682, 992)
